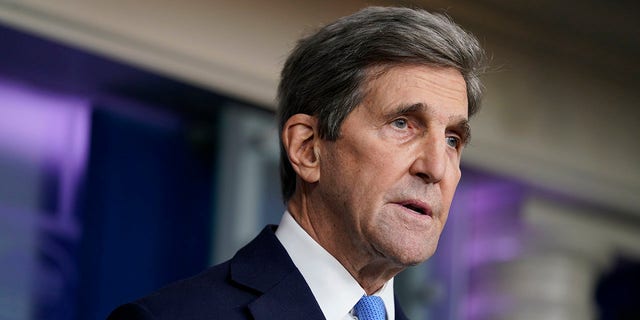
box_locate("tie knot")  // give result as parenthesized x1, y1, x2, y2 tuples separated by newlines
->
(354, 295, 386, 320)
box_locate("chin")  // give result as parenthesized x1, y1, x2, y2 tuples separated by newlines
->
(388, 244, 438, 267)
(373, 230, 442, 267)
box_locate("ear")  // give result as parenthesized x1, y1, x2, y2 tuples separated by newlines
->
(282, 114, 320, 183)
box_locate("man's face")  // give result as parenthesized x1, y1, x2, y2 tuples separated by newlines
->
(316, 65, 469, 266)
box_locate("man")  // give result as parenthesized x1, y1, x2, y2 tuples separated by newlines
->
(108, 6, 484, 320)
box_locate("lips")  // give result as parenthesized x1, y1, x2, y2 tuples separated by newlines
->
(397, 200, 432, 216)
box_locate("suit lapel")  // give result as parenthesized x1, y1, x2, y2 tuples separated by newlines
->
(229, 225, 410, 320)
(229, 225, 325, 320)
(248, 270, 325, 320)
(394, 295, 409, 320)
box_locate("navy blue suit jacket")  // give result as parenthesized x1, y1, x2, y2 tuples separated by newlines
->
(107, 225, 409, 319)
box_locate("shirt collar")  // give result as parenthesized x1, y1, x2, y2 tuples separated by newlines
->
(276, 211, 395, 320)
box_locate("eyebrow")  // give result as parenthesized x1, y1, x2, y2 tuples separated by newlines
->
(388, 102, 472, 145)
(388, 102, 427, 118)
(453, 118, 472, 146)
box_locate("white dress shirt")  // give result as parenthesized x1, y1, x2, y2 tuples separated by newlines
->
(276, 211, 395, 320)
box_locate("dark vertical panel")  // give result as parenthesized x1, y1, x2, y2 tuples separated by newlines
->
(77, 107, 214, 320)
(0, 21, 251, 320)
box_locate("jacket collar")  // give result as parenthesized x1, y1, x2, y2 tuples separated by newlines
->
(229, 225, 410, 320)
(394, 296, 409, 320)
(230, 225, 325, 320)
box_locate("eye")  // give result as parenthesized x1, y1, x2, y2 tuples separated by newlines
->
(446, 136, 461, 149)
(391, 118, 408, 129)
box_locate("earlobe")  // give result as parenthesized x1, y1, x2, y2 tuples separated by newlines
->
(282, 114, 320, 183)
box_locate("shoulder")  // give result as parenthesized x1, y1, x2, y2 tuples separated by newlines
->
(107, 261, 256, 320)
(106, 226, 291, 319)
(106, 226, 287, 319)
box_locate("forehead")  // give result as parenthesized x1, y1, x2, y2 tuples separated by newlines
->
(361, 65, 468, 116)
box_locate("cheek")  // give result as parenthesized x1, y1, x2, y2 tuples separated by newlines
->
(320, 144, 375, 198)
(442, 165, 462, 202)
(340, 142, 390, 177)
(361, 151, 409, 197)
(452, 166, 462, 186)
(448, 156, 462, 183)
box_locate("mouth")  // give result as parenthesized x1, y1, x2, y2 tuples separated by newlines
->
(397, 200, 432, 217)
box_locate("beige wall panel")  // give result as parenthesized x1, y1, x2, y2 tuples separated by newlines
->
(0, 0, 637, 214)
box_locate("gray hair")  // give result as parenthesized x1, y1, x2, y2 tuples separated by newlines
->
(277, 6, 486, 202)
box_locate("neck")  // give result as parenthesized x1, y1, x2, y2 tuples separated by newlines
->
(287, 189, 405, 294)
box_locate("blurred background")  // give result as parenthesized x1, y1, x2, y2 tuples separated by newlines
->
(0, 0, 638, 319)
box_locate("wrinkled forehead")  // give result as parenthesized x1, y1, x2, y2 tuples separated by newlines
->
(358, 64, 467, 111)
(361, 62, 465, 95)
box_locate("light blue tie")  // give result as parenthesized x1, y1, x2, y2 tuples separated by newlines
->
(354, 295, 386, 320)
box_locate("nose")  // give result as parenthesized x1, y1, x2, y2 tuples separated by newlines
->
(409, 131, 447, 184)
